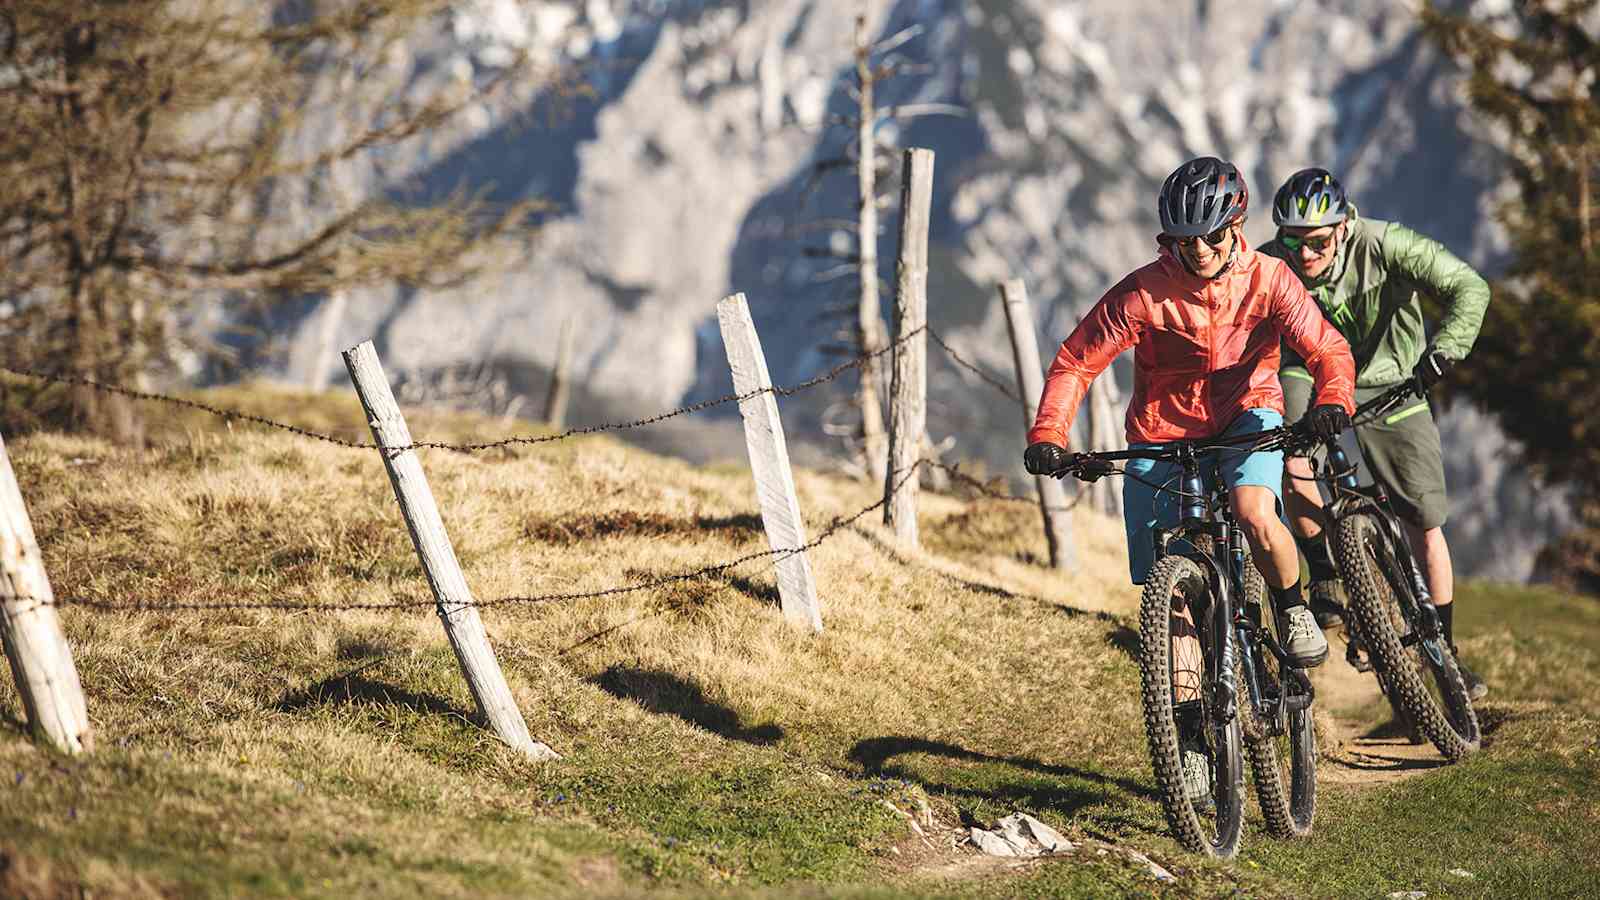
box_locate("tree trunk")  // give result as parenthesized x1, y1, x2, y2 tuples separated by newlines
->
(855, 13, 888, 484)
(1580, 143, 1591, 256)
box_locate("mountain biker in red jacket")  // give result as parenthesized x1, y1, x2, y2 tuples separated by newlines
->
(1023, 157, 1357, 674)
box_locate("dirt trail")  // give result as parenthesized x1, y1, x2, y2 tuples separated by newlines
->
(1312, 627, 1451, 787)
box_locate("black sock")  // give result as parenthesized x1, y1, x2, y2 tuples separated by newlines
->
(1173, 700, 1205, 741)
(1272, 583, 1305, 612)
(1295, 531, 1337, 583)
(1437, 602, 1455, 647)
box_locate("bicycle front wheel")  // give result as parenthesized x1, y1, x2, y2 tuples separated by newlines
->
(1239, 564, 1316, 839)
(1333, 512, 1481, 760)
(1138, 554, 1244, 858)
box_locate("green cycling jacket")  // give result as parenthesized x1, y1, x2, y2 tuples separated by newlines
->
(1259, 213, 1490, 388)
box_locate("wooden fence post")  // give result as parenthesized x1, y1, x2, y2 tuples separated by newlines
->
(544, 315, 576, 430)
(343, 342, 559, 760)
(885, 147, 933, 547)
(0, 431, 92, 755)
(716, 294, 824, 633)
(999, 280, 1075, 570)
(1087, 375, 1124, 517)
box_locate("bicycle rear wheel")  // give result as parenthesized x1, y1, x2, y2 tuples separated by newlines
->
(1333, 512, 1480, 760)
(1239, 564, 1316, 838)
(1138, 554, 1244, 858)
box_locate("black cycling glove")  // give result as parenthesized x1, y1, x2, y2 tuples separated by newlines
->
(1305, 403, 1351, 439)
(1023, 441, 1069, 476)
(1413, 348, 1455, 391)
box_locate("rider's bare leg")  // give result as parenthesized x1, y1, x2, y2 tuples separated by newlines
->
(1231, 485, 1300, 590)
(1172, 603, 1203, 703)
(1402, 522, 1455, 608)
(1284, 456, 1327, 540)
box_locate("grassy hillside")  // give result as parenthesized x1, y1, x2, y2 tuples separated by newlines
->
(2, 385, 1596, 898)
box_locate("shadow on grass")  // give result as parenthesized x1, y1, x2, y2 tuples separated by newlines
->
(1105, 623, 1140, 660)
(559, 567, 777, 655)
(718, 571, 780, 607)
(849, 735, 1161, 831)
(852, 526, 1123, 623)
(1337, 750, 1450, 775)
(275, 663, 475, 723)
(592, 665, 783, 745)
(693, 513, 765, 539)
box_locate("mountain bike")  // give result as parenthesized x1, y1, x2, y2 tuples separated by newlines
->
(1059, 426, 1317, 858)
(1300, 379, 1481, 760)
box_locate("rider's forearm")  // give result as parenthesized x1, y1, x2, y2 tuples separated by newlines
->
(1384, 222, 1490, 361)
(1027, 292, 1141, 447)
(1274, 267, 1357, 412)
(1028, 347, 1093, 447)
(1430, 270, 1490, 362)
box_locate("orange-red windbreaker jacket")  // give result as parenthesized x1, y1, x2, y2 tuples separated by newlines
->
(1027, 238, 1356, 448)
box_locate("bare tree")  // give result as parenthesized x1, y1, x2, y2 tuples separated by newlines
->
(802, 7, 960, 481)
(0, 0, 551, 441)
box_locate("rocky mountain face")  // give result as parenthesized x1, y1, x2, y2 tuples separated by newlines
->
(252, 0, 1574, 582)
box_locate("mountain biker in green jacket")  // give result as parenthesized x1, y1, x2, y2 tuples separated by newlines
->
(1259, 167, 1490, 699)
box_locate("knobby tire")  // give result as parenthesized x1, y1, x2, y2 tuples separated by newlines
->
(1238, 564, 1317, 838)
(1138, 555, 1244, 858)
(1333, 513, 1481, 760)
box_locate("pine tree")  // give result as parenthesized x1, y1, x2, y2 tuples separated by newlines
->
(1422, 0, 1600, 591)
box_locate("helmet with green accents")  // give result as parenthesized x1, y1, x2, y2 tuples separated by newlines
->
(1272, 167, 1349, 228)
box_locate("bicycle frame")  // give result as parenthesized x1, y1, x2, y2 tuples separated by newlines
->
(1145, 442, 1314, 739)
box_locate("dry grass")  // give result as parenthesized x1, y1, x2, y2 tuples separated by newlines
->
(0, 385, 1157, 897)
(3, 383, 1598, 898)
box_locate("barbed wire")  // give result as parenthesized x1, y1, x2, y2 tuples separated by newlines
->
(401, 326, 925, 453)
(920, 460, 1087, 512)
(0, 365, 375, 449)
(36, 462, 929, 615)
(925, 328, 1024, 407)
(0, 325, 927, 454)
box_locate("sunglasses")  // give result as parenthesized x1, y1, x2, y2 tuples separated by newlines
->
(1280, 231, 1336, 253)
(1173, 226, 1232, 249)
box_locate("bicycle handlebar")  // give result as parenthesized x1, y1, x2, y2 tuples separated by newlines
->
(1056, 424, 1309, 475)
(1352, 375, 1427, 425)
(1050, 374, 1439, 480)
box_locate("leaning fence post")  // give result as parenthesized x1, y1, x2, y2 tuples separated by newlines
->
(716, 294, 824, 633)
(0, 431, 92, 755)
(543, 315, 576, 430)
(999, 280, 1075, 570)
(1087, 375, 1124, 517)
(343, 342, 559, 760)
(885, 147, 933, 547)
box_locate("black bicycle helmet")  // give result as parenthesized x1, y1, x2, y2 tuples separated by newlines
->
(1158, 157, 1249, 237)
(1272, 167, 1349, 227)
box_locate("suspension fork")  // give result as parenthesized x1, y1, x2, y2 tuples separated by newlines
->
(1211, 546, 1238, 726)
(1229, 518, 1270, 726)
(1367, 509, 1446, 665)
(1326, 437, 1434, 614)
(1174, 447, 1238, 726)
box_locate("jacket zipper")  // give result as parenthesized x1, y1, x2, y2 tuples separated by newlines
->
(1204, 283, 1215, 436)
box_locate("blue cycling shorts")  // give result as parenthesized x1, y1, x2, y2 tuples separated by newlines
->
(1122, 409, 1285, 584)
